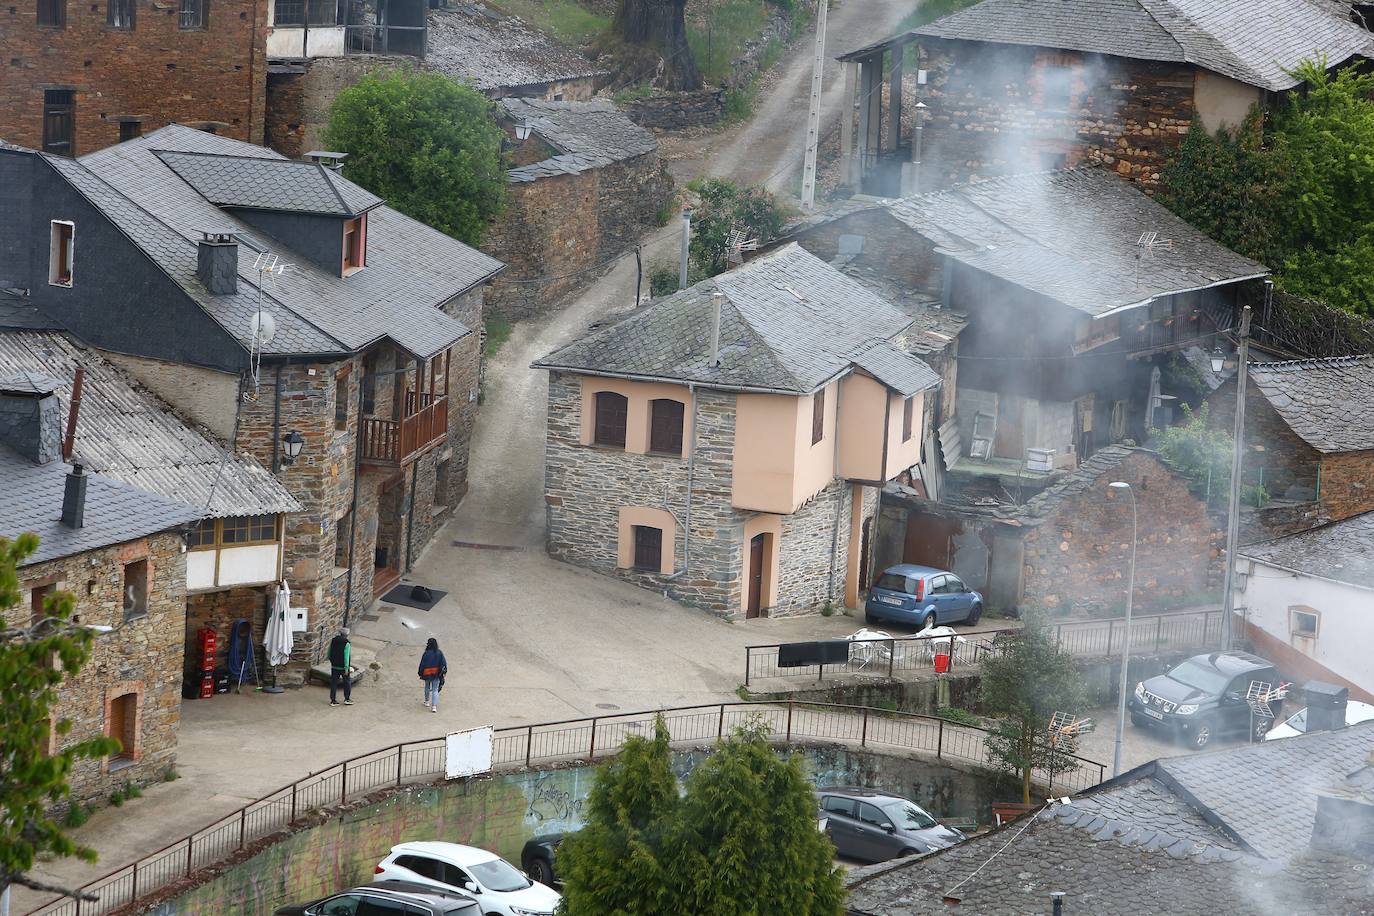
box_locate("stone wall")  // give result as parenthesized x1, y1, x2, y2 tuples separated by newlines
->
(624, 89, 727, 130)
(184, 585, 271, 682)
(3, 531, 186, 809)
(0, 0, 267, 154)
(1020, 451, 1222, 613)
(916, 40, 1197, 189)
(1313, 449, 1374, 523)
(262, 55, 418, 158)
(1207, 381, 1320, 501)
(774, 480, 851, 616)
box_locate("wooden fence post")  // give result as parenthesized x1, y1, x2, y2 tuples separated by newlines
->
(238, 808, 247, 849)
(588, 718, 598, 758)
(186, 836, 194, 876)
(861, 708, 869, 747)
(786, 700, 794, 742)
(718, 704, 726, 739)
(937, 717, 944, 758)
(397, 743, 405, 786)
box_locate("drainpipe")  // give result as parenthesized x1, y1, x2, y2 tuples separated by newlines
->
(270, 363, 283, 473)
(826, 378, 846, 603)
(663, 383, 699, 590)
(404, 459, 418, 572)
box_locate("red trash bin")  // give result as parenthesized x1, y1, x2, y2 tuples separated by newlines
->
(934, 653, 951, 673)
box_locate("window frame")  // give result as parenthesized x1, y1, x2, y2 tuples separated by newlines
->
(118, 120, 142, 142)
(593, 391, 628, 448)
(187, 515, 281, 551)
(648, 398, 685, 456)
(902, 395, 914, 442)
(106, 0, 134, 29)
(342, 215, 367, 274)
(106, 689, 140, 764)
(632, 525, 663, 571)
(177, 0, 207, 29)
(122, 558, 149, 621)
(1289, 606, 1319, 638)
(37, 0, 66, 27)
(857, 801, 892, 828)
(335, 365, 351, 431)
(811, 388, 826, 446)
(48, 220, 74, 286)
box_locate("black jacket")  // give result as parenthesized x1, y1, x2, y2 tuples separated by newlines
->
(328, 634, 350, 671)
(418, 648, 447, 680)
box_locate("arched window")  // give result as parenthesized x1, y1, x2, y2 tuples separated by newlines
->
(649, 398, 685, 456)
(593, 391, 628, 448)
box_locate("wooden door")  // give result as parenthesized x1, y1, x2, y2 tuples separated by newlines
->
(994, 396, 1024, 459)
(747, 534, 765, 619)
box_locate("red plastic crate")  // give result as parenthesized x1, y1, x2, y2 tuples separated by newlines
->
(198, 674, 214, 699)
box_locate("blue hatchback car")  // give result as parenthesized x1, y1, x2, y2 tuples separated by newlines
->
(864, 564, 984, 629)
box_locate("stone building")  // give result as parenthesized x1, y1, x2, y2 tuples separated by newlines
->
(0, 0, 267, 155)
(0, 127, 503, 675)
(534, 244, 943, 618)
(835, 0, 1374, 195)
(484, 98, 674, 320)
(1207, 356, 1374, 539)
(0, 373, 197, 807)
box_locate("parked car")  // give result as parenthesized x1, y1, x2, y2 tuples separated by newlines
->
(374, 842, 560, 916)
(520, 833, 564, 888)
(1266, 699, 1374, 741)
(864, 564, 983, 629)
(817, 787, 965, 863)
(1129, 651, 1282, 749)
(273, 880, 480, 915)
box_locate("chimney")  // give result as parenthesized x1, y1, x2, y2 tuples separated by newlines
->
(1303, 681, 1349, 733)
(61, 463, 87, 529)
(197, 231, 238, 295)
(1311, 780, 1374, 859)
(305, 150, 348, 172)
(0, 371, 63, 464)
(709, 292, 723, 368)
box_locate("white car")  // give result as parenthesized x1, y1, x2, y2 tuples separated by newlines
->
(1265, 700, 1374, 740)
(375, 842, 561, 916)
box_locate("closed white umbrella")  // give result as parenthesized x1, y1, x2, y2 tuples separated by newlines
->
(265, 580, 294, 668)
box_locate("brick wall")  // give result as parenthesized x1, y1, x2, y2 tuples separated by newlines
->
(917, 40, 1196, 189)
(184, 585, 270, 681)
(1020, 451, 1221, 612)
(265, 70, 306, 159)
(1314, 450, 1374, 523)
(2, 531, 186, 808)
(0, 0, 267, 154)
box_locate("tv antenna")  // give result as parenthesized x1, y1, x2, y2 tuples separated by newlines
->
(1134, 231, 1174, 286)
(1047, 711, 1095, 752)
(249, 252, 291, 398)
(1244, 679, 1289, 741)
(726, 227, 759, 266)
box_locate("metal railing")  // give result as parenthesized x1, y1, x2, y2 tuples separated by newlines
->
(744, 609, 1225, 686)
(24, 701, 1106, 916)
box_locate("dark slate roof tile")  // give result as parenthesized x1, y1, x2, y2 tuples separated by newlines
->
(1246, 355, 1374, 453)
(1239, 511, 1374, 591)
(425, 2, 604, 91)
(155, 150, 382, 216)
(502, 98, 657, 179)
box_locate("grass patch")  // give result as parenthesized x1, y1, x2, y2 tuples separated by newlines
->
(163, 766, 179, 782)
(489, 0, 611, 47)
(62, 803, 90, 829)
(687, 0, 768, 84)
(483, 317, 513, 359)
(612, 83, 656, 105)
(723, 87, 753, 122)
(936, 706, 981, 727)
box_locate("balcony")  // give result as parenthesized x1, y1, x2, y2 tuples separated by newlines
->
(360, 395, 448, 466)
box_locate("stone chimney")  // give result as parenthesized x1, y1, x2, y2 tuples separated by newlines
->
(0, 371, 62, 464)
(196, 231, 238, 295)
(61, 463, 87, 530)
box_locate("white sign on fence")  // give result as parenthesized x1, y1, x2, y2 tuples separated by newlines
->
(445, 726, 494, 779)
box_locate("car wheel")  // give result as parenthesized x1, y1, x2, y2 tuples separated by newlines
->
(1191, 718, 1215, 750)
(898, 847, 919, 858)
(919, 610, 935, 631)
(966, 603, 982, 626)
(528, 855, 556, 887)
(865, 611, 878, 625)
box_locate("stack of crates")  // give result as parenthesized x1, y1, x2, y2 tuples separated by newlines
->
(196, 627, 217, 699)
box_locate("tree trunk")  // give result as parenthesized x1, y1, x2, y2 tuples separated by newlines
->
(1021, 766, 1032, 805)
(616, 0, 703, 91)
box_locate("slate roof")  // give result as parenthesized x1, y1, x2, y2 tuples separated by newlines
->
(845, 722, 1374, 915)
(1240, 510, 1374, 589)
(0, 331, 299, 519)
(1010, 445, 1140, 524)
(534, 244, 942, 395)
(52, 125, 501, 359)
(155, 151, 382, 217)
(502, 98, 658, 182)
(425, 2, 604, 93)
(0, 444, 199, 566)
(1245, 355, 1374, 452)
(884, 168, 1269, 317)
(843, 0, 1374, 93)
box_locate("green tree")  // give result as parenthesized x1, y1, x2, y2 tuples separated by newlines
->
(687, 178, 788, 277)
(323, 70, 506, 247)
(1, 533, 120, 903)
(556, 717, 844, 916)
(979, 617, 1085, 804)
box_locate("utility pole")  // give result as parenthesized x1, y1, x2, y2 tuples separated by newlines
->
(678, 207, 691, 290)
(799, 0, 829, 209)
(1220, 300, 1255, 650)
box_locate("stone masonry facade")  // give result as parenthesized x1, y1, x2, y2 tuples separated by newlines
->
(0, 0, 267, 154)
(544, 373, 858, 618)
(3, 531, 187, 809)
(917, 40, 1195, 190)
(1019, 451, 1221, 612)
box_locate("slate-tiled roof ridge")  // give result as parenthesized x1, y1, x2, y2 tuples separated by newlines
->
(153, 149, 384, 217)
(500, 98, 658, 180)
(1238, 508, 1374, 589)
(1009, 444, 1138, 523)
(1244, 354, 1374, 453)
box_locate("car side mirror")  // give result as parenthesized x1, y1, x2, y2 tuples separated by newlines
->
(883, 823, 896, 834)
(462, 881, 479, 893)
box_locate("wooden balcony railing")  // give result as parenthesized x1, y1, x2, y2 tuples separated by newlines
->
(359, 396, 448, 466)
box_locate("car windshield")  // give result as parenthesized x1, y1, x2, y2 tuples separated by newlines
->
(470, 858, 530, 893)
(874, 573, 913, 594)
(1167, 661, 1230, 694)
(880, 800, 937, 831)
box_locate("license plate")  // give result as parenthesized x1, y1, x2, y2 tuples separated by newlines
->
(881, 596, 904, 605)
(1143, 708, 1164, 720)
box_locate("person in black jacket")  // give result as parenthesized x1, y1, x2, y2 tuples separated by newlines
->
(328, 627, 352, 707)
(418, 637, 447, 713)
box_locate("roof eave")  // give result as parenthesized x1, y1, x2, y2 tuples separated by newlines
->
(1084, 271, 1271, 319)
(530, 362, 807, 396)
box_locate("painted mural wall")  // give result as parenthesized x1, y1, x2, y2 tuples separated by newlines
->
(149, 745, 1015, 915)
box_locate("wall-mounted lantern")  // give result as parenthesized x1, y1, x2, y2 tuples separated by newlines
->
(281, 429, 305, 465)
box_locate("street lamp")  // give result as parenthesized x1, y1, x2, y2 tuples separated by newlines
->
(1209, 346, 1226, 374)
(1108, 480, 1137, 778)
(281, 429, 305, 466)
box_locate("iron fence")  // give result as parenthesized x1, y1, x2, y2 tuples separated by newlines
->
(24, 701, 1106, 916)
(744, 609, 1225, 686)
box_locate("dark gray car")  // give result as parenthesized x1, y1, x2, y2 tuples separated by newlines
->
(818, 788, 964, 863)
(273, 880, 480, 916)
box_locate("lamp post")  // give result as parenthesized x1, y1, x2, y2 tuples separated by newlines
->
(1108, 479, 1137, 778)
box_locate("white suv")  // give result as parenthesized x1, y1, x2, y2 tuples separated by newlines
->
(374, 842, 560, 916)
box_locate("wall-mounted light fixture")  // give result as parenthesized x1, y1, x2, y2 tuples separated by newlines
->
(281, 429, 305, 465)
(515, 120, 533, 141)
(1209, 346, 1226, 374)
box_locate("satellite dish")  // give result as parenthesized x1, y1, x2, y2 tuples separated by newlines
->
(250, 310, 277, 347)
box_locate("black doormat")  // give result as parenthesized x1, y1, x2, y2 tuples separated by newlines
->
(380, 584, 448, 611)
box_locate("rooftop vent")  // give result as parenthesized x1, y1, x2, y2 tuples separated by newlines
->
(61, 462, 87, 529)
(305, 150, 348, 172)
(196, 231, 238, 295)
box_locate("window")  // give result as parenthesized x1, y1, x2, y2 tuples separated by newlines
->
(118, 120, 142, 142)
(37, 0, 66, 27)
(48, 220, 74, 286)
(178, 0, 206, 29)
(187, 518, 216, 549)
(30, 583, 55, 626)
(632, 525, 662, 571)
(107, 0, 134, 28)
(335, 367, 350, 430)
(649, 398, 685, 456)
(334, 509, 353, 570)
(902, 395, 914, 442)
(221, 514, 278, 544)
(123, 559, 148, 620)
(1035, 52, 1076, 111)
(313, 895, 363, 915)
(811, 388, 825, 445)
(821, 795, 857, 817)
(1290, 606, 1319, 638)
(42, 91, 74, 156)
(857, 802, 891, 828)
(108, 692, 137, 761)
(593, 391, 628, 448)
(343, 216, 366, 273)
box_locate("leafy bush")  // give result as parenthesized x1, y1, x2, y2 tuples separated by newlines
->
(936, 706, 981, 727)
(61, 804, 89, 830)
(686, 178, 788, 277)
(1151, 403, 1231, 500)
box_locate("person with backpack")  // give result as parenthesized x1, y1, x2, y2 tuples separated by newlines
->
(328, 627, 352, 707)
(418, 637, 447, 713)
